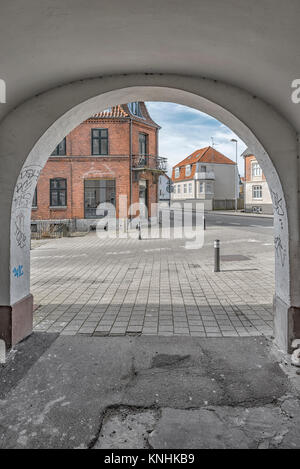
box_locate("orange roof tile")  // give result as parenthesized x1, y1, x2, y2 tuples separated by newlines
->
(92, 105, 129, 118)
(87, 102, 160, 128)
(172, 146, 235, 181)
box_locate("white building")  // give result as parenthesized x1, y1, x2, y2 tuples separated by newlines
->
(172, 146, 238, 210)
(243, 149, 273, 214)
(158, 174, 171, 201)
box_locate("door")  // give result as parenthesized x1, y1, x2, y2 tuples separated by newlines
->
(84, 179, 116, 218)
(139, 180, 148, 220)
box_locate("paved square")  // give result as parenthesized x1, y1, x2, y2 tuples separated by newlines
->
(32, 218, 275, 338)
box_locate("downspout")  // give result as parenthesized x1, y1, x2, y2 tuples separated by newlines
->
(129, 117, 133, 221)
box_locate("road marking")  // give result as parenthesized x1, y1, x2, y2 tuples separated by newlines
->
(32, 254, 87, 259)
(230, 222, 241, 225)
(249, 225, 273, 228)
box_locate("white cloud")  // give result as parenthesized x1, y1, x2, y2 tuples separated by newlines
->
(146, 102, 247, 176)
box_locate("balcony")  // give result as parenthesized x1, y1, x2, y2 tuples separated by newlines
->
(131, 154, 167, 173)
(194, 171, 215, 180)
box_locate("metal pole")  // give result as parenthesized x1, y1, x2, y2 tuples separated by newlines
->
(129, 118, 133, 224)
(231, 138, 238, 212)
(138, 221, 142, 240)
(214, 239, 220, 272)
(235, 141, 238, 211)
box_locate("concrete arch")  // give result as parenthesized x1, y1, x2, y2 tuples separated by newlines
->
(0, 74, 298, 351)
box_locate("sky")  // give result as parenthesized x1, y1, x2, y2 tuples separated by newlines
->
(146, 102, 247, 177)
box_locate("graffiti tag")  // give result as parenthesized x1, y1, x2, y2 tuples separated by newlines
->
(275, 236, 287, 267)
(270, 189, 285, 217)
(13, 165, 41, 209)
(12, 265, 24, 278)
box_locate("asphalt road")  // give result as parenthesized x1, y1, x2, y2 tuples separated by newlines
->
(160, 204, 274, 233)
(205, 212, 274, 231)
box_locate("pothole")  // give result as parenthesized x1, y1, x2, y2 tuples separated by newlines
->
(93, 406, 160, 449)
(151, 354, 191, 368)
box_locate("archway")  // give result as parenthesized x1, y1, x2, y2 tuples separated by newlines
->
(0, 74, 298, 352)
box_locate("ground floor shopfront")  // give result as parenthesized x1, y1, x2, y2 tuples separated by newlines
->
(31, 156, 160, 233)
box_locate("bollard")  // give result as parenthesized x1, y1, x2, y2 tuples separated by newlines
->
(204, 216, 206, 231)
(214, 239, 220, 272)
(0, 339, 5, 364)
(138, 221, 142, 240)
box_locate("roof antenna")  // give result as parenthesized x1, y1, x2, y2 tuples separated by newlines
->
(211, 136, 217, 164)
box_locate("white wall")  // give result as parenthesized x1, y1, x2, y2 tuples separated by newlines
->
(0, 74, 298, 350)
(159, 175, 171, 200)
(212, 163, 236, 199)
(245, 181, 272, 205)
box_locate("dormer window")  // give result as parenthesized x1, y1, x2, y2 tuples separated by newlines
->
(185, 165, 191, 177)
(175, 167, 180, 178)
(128, 102, 142, 117)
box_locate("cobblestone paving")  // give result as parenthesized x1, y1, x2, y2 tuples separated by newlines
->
(32, 225, 275, 338)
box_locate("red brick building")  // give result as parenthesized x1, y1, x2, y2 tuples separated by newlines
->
(31, 102, 166, 232)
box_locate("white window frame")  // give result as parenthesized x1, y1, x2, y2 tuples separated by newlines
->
(188, 183, 192, 194)
(177, 184, 181, 194)
(251, 161, 262, 178)
(184, 184, 187, 193)
(199, 182, 204, 193)
(175, 167, 180, 178)
(252, 185, 262, 199)
(185, 165, 191, 177)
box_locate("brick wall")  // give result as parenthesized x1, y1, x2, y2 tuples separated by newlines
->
(31, 115, 159, 221)
(244, 154, 266, 182)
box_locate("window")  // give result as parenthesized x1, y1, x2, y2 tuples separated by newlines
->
(185, 165, 191, 177)
(200, 165, 206, 173)
(50, 178, 67, 207)
(189, 183, 192, 194)
(252, 162, 262, 178)
(178, 185, 181, 194)
(184, 184, 187, 193)
(84, 179, 116, 218)
(51, 138, 66, 156)
(199, 182, 204, 193)
(206, 182, 213, 193)
(139, 133, 148, 155)
(175, 167, 180, 178)
(32, 187, 37, 207)
(92, 129, 108, 155)
(128, 102, 142, 117)
(173, 185, 176, 194)
(253, 185, 262, 199)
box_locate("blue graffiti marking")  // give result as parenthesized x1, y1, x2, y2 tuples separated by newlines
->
(13, 265, 24, 278)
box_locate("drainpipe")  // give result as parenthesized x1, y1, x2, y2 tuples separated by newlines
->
(129, 117, 133, 221)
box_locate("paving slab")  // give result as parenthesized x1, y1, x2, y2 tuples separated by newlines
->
(31, 225, 275, 338)
(0, 333, 299, 449)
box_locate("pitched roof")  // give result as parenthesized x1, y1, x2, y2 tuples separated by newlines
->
(93, 105, 129, 118)
(241, 148, 254, 158)
(174, 147, 235, 168)
(87, 102, 161, 128)
(172, 146, 235, 181)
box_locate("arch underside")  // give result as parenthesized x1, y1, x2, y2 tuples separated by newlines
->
(0, 74, 297, 351)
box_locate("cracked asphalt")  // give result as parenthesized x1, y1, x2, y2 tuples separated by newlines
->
(0, 333, 299, 449)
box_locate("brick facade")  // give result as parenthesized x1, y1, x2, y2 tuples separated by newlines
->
(31, 103, 164, 230)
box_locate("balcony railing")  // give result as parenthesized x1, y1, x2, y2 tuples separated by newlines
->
(194, 171, 215, 180)
(131, 154, 167, 172)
